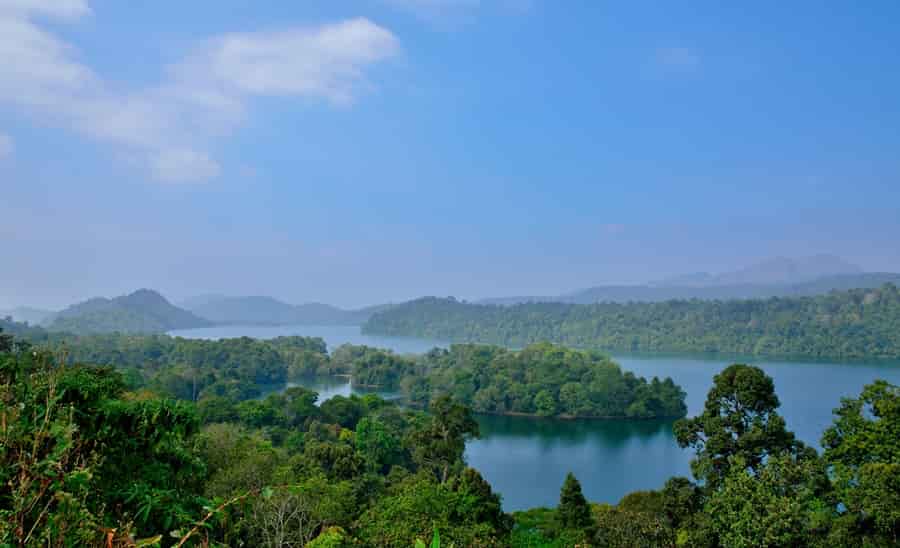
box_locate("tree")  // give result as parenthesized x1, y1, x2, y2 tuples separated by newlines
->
(355, 416, 400, 472)
(821, 380, 900, 544)
(410, 396, 479, 483)
(448, 467, 511, 533)
(558, 473, 594, 538)
(534, 389, 557, 417)
(248, 476, 355, 548)
(674, 364, 809, 488)
(704, 454, 833, 547)
(356, 474, 504, 547)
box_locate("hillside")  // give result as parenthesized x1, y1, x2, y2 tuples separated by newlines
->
(182, 294, 389, 325)
(365, 283, 900, 360)
(47, 289, 212, 334)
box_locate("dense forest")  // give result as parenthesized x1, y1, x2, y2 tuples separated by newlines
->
(346, 343, 687, 419)
(2, 329, 898, 546)
(364, 284, 900, 360)
(0, 317, 686, 421)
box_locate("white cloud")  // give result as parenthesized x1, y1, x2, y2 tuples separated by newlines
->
(0, 4, 399, 183)
(0, 132, 12, 158)
(180, 18, 399, 106)
(0, 0, 90, 19)
(656, 47, 701, 72)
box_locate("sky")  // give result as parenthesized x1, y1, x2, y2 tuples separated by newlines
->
(2, 0, 900, 309)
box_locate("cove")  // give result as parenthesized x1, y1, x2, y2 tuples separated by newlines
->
(170, 324, 900, 511)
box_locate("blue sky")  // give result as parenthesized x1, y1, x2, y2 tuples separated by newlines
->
(2, 0, 899, 309)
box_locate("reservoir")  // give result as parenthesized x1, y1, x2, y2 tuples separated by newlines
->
(170, 324, 900, 510)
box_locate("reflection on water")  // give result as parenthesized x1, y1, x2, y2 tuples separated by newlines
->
(172, 325, 900, 511)
(476, 414, 674, 448)
(468, 414, 686, 510)
(260, 376, 401, 403)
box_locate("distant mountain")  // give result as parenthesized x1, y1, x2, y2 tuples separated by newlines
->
(652, 254, 862, 287)
(181, 295, 391, 326)
(48, 289, 212, 334)
(563, 273, 900, 304)
(0, 306, 56, 326)
(479, 260, 900, 306)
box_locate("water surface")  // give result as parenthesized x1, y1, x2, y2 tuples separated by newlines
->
(170, 325, 900, 510)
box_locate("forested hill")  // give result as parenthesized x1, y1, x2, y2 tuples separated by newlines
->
(364, 284, 900, 360)
(47, 289, 212, 334)
(181, 294, 388, 326)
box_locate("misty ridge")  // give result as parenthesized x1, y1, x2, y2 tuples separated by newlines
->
(6, 254, 900, 338)
(480, 255, 900, 305)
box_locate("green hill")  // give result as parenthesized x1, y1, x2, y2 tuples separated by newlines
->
(47, 289, 212, 334)
(182, 294, 390, 325)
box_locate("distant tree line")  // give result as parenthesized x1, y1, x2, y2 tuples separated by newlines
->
(363, 283, 900, 360)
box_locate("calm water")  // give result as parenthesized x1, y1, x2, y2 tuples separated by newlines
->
(169, 325, 900, 511)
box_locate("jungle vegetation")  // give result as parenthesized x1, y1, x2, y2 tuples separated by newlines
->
(2, 329, 898, 546)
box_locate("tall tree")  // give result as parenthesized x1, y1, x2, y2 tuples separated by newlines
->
(558, 472, 593, 534)
(410, 395, 479, 483)
(674, 364, 809, 488)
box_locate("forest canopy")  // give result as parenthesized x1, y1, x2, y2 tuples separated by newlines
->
(399, 343, 687, 419)
(2, 329, 898, 546)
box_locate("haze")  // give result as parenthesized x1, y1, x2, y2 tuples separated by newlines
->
(2, 1, 900, 309)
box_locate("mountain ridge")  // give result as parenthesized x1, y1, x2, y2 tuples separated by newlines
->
(480, 256, 887, 306)
(48, 289, 212, 334)
(180, 294, 391, 326)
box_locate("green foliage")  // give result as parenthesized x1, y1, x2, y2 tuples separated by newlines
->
(0, 345, 101, 546)
(345, 345, 416, 387)
(307, 526, 356, 547)
(592, 503, 675, 548)
(674, 364, 810, 488)
(0, 335, 206, 545)
(705, 454, 834, 547)
(5, 326, 900, 548)
(409, 343, 687, 419)
(557, 473, 594, 540)
(821, 380, 900, 544)
(46, 333, 328, 403)
(410, 396, 480, 484)
(356, 473, 505, 547)
(364, 284, 900, 359)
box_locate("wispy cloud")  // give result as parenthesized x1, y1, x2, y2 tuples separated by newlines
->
(0, 132, 12, 159)
(0, 3, 399, 183)
(655, 47, 701, 73)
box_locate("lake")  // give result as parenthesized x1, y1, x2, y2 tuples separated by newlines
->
(169, 324, 900, 511)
